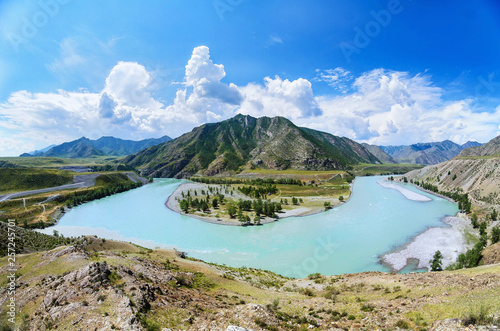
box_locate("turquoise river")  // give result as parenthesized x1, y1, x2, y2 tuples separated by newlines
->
(41, 176, 458, 278)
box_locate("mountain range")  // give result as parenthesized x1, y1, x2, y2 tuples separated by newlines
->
(458, 135, 500, 157)
(380, 140, 482, 165)
(20, 136, 171, 158)
(362, 143, 397, 164)
(124, 114, 383, 178)
(17, 115, 488, 171)
(24, 144, 57, 156)
(403, 134, 500, 210)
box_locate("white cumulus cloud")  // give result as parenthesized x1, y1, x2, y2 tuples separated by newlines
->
(0, 46, 499, 156)
(238, 76, 321, 119)
(298, 69, 499, 145)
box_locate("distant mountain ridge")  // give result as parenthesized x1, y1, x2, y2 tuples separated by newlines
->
(124, 114, 382, 178)
(402, 134, 500, 210)
(361, 143, 397, 164)
(25, 144, 57, 156)
(459, 135, 500, 157)
(380, 140, 482, 165)
(20, 136, 171, 158)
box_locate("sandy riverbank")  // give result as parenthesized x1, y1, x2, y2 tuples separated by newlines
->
(394, 178, 458, 204)
(381, 215, 475, 271)
(377, 181, 432, 202)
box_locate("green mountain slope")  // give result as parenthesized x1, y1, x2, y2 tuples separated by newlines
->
(124, 114, 381, 178)
(43, 138, 105, 158)
(361, 143, 397, 164)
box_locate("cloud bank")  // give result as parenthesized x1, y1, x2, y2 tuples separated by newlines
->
(0, 46, 499, 155)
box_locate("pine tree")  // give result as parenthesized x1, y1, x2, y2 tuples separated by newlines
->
(479, 222, 487, 236)
(253, 214, 260, 224)
(491, 209, 498, 222)
(471, 213, 479, 228)
(430, 250, 443, 271)
(491, 227, 500, 244)
(227, 204, 236, 218)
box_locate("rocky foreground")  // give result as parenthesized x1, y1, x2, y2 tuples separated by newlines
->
(1, 237, 500, 330)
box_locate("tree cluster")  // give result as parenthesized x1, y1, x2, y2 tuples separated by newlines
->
(238, 184, 278, 199)
(60, 182, 142, 207)
(191, 177, 302, 186)
(179, 193, 225, 214)
(447, 236, 488, 270)
(412, 180, 471, 213)
(490, 209, 498, 222)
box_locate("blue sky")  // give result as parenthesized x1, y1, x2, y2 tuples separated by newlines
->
(0, 0, 499, 155)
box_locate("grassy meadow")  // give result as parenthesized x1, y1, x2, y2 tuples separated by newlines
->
(0, 168, 74, 194)
(0, 156, 121, 168)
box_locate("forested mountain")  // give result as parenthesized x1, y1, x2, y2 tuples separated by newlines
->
(124, 114, 382, 178)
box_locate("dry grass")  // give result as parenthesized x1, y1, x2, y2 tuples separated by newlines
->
(2, 238, 500, 330)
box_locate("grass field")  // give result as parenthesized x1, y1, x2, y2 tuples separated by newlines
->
(0, 168, 74, 194)
(353, 163, 423, 176)
(0, 156, 121, 168)
(241, 168, 346, 176)
(238, 169, 350, 184)
(95, 173, 132, 186)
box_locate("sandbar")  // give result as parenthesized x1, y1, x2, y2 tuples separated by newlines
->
(378, 181, 432, 202)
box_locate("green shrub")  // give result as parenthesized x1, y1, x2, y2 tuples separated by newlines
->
(463, 304, 494, 326)
(491, 227, 500, 244)
(395, 320, 410, 329)
(108, 271, 121, 285)
(360, 304, 375, 312)
(301, 287, 315, 297)
(307, 273, 322, 280)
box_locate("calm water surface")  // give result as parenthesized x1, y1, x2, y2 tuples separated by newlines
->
(41, 176, 458, 277)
